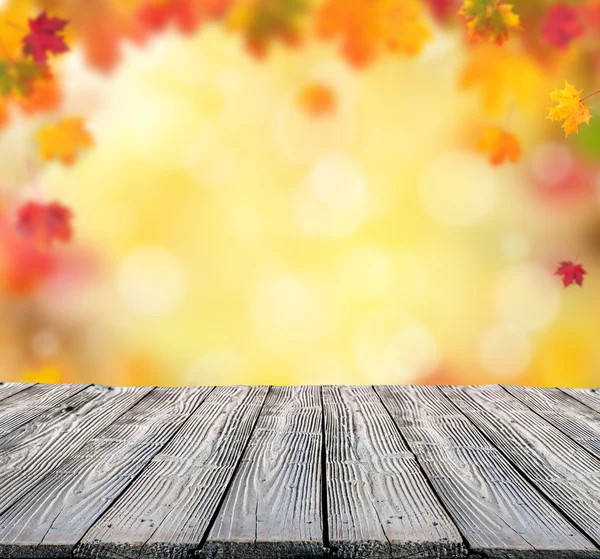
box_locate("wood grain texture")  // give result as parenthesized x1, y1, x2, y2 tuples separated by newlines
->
(0, 382, 36, 403)
(559, 389, 600, 416)
(376, 385, 598, 559)
(0, 383, 90, 439)
(440, 385, 600, 549)
(0, 384, 153, 517)
(502, 385, 600, 460)
(323, 385, 465, 559)
(200, 386, 323, 559)
(73, 385, 269, 559)
(0, 386, 213, 559)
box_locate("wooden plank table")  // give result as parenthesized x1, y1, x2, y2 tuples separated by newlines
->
(0, 382, 598, 559)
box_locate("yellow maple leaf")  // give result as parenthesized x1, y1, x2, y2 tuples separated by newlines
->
(458, 0, 522, 45)
(21, 363, 64, 384)
(459, 43, 544, 115)
(546, 80, 592, 138)
(315, 0, 432, 68)
(35, 116, 95, 165)
(0, 0, 36, 58)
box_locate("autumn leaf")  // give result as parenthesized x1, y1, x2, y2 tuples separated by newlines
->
(423, 0, 460, 23)
(315, 0, 432, 68)
(541, 3, 584, 51)
(458, 0, 522, 46)
(15, 200, 73, 247)
(554, 260, 587, 287)
(21, 363, 64, 383)
(297, 82, 336, 116)
(136, 0, 230, 35)
(547, 80, 592, 138)
(35, 0, 147, 73)
(459, 43, 544, 115)
(35, 116, 95, 165)
(22, 11, 69, 65)
(15, 66, 61, 115)
(227, 0, 308, 58)
(0, 100, 9, 130)
(0, 58, 44, 98)
(477, 125, 520, 165)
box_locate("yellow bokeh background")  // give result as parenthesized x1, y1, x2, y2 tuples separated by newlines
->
(1, 12, 599, 388)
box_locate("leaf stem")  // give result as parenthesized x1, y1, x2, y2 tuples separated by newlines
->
(581, 89, 600, 102)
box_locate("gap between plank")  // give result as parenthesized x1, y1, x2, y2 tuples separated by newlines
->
(320, 385, 332, 556)
(371, 385, 473, 556)
(70, 385, 217, 555)
(192, 385, 273, 557)
(494, 384, 600, 549)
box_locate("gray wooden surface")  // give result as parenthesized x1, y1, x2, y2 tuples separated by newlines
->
(0, 382, 597, 559)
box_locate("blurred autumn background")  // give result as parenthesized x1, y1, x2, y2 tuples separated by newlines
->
(0, 0, 599, 388)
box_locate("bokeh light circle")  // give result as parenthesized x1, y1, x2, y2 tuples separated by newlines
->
(531, 142, 574, 185)
(480, 325, 532, 378)
(182, 351, 245, 385)
(117, 247, 187, 316)
(419, 151, 497, 226)
(355, 309, 439, 383)
(251, 270, 336, 355)
(492, 263, 561, 333)
(502, 233, 530, 261)
(294, 152, 369, 238)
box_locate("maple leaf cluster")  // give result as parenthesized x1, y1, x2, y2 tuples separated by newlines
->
(0, 10, 95, 253)
(0, 0, 594, 294)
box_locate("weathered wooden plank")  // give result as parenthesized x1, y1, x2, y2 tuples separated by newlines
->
(0, 384, 153, 517)
(440, 385, 600, 548)
(0, 386, 214, 559)
(0, 382, 36, 403)
(559, 388, 600, 416)
(376, 385, 598, 558)
(0, 382, 90, 439)
(503, 385, 600, 460)
(73, 385, 269, 559)
(200, 386, 323, 559)
(323, 385, 465, 559)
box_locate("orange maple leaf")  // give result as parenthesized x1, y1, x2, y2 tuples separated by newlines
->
(315, 0, 432, 68)
(477, 125, 521, 165)
(226, 0, 307, 58)
(459, 43, 544, 115)
(35, 0, 147, 73)
(35, 116, 95, 165)
(14, 69, 61, 115)
(458, 0, 522, 46)
(297, 82, 337, 116)
(546, 80, 592, 138)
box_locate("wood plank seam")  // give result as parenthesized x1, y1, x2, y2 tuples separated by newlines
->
(320, 385, 331, 557)
(191, 386, 274, 558)
(371, 386, 471, 556)
(46, 386, 217, 558)
(558, 388, 600, 416)
(501, 384, 600, 462)
(495, 384, 600, 550)
(440, 385, 600, 551)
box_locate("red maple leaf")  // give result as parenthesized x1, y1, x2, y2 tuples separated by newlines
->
(15, 200, 73, 247)
(422, 0, 460, 23)
(136, 0, 231, 36)
(541, 3, 584, 50)
(22, 12, 69, 65)
(554, 260, 587, 287)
